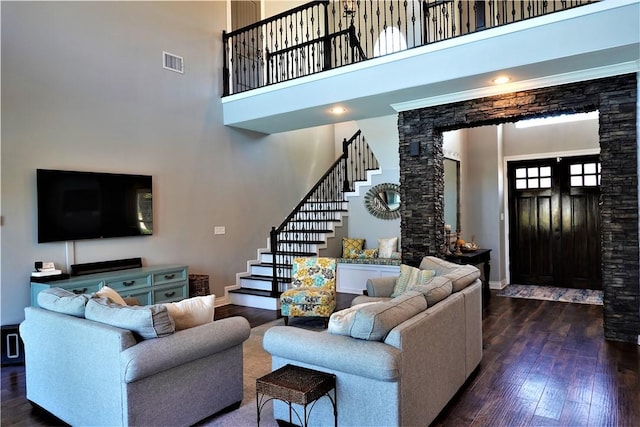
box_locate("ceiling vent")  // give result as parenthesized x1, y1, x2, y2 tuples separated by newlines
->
(163, 51, 184, 74)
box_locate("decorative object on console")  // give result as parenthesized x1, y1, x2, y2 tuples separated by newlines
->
(364, 183, 401, 220)
(31, 261, 62, 278)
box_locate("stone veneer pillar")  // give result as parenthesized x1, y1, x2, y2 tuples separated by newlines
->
(398, 73, 639, 344)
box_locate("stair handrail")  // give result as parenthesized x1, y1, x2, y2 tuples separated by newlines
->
(270, 129, 378, 293)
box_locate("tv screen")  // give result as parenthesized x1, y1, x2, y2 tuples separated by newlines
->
(37, 169, 153, 243)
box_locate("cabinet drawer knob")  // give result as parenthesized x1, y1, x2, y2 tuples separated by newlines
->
(123, 280, 135, 287)
(164, 274, 176, 279)
(164, 291, 176, 298)
(73, 288, 88, 294)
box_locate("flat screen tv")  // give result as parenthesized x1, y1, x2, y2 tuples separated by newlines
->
(37, 169, 153, 243)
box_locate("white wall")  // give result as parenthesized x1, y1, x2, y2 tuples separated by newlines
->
(1, 1, 336, 325)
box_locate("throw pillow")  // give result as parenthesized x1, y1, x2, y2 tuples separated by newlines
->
(409, 276, 453, 306)
(95, 286, 127, 306)
(377, 237, 398, 258)
(391, 265, 436, 297)
(37, 287, 89, 317)
(347, 248, 379, 259)
(342, 238, 365, 258)
(327, 301, 380, 336)
(350, 291, 427, 341)
(164, 295, 215, 330)
(85, 298, 175, 340)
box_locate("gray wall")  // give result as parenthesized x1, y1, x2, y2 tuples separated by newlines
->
(1, 1, 336, 325)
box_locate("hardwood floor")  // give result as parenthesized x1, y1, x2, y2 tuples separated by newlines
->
(2, 291, 639, 426)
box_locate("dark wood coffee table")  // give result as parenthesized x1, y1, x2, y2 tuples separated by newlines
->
(256, 364, 337, 427)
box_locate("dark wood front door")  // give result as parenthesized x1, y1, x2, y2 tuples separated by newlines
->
(508, 155, 602, 289)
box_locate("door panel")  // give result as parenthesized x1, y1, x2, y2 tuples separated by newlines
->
(508, 156, 602, 289)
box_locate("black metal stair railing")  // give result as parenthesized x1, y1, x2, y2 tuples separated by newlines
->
(223, 0, 595, 96)
(269, 129, 378, 293)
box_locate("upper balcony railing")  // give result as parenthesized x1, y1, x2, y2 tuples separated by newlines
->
(222, 0, 595, 96)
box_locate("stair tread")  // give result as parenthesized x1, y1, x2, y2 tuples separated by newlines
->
(263, 251, 317, 256)
(290, 219, 341, 222)
(253, 262, 293, 269)
(298, 208, 347, 212)
(230, 288, 282, 298)
(278, 240, 325, 244)
(280, 229, 333, 234)
(242, 274, 291, 282)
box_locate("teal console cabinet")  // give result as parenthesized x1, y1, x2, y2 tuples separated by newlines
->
(30, 265, 188, 307)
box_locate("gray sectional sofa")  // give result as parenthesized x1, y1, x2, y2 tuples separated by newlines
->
(263, 256, 483, 426)
(20, 302, 250, 426)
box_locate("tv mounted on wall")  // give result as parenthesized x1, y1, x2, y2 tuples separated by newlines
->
(37, 169, 153, 243)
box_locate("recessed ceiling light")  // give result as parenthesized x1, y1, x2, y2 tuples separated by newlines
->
(492, 76, 511, 85)
(330, 106, 347, 115)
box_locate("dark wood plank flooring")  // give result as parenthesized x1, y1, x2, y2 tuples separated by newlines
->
(2, 291, 639, 426)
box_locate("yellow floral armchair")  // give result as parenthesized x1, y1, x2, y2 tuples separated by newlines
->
(280, 257, 337, 327)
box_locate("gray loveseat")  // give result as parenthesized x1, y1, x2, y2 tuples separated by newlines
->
(20, 303, 250, 426)
(263, 256, 483, 426)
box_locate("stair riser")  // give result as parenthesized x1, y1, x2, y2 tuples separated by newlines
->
(239, 277, 273, 291)
(250, 265, 274, 276)
(229, 292, 280, 310)
(277, 243, 319, 252)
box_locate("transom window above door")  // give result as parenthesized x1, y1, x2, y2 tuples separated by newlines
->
(570, 162, 601, 187)
(515, 165, 552, 190)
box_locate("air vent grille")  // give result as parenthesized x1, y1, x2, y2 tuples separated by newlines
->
(163, 51, 183, 73)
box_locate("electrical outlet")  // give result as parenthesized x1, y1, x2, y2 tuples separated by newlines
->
(214, 226, 226, 235)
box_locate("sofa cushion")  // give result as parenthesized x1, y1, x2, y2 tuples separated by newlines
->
(444, 265, 481, 292)
(377, 237, 398, 258)
(164, 295, 215, 330)
(342, 237, 365, 257)
(85, 297, 175, 340)
(37, 287, 89, 317)
(391, 264, 436, 298)
(95, 286, 127, 306)
(350, 291, 427, 341)
(418, 257, 481, 292)
(328, 301, 380, 336)
(408, 276, 453, 306)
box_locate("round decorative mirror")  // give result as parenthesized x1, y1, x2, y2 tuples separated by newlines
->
(364, 183, 401, 220)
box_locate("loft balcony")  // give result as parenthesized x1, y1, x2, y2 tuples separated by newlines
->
(221, 0, 640, 134)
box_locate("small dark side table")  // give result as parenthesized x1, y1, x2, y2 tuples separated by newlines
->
(256, 364, 337, 427)
(446, 248, 492, 303)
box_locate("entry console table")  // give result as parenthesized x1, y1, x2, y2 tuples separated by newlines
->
(446, 249, 491, 302)
(30, 264, 189, 307)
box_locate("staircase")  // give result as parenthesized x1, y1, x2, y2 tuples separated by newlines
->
(229, 130, 379, 310)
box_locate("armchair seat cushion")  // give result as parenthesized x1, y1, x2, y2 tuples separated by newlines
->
(281, 288, 335, 306)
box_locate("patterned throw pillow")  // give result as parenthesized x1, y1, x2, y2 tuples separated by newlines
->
(342, 238, 365, 258)
(378, 237, 398, 258)
(391, 264, 436, 298)
(348, 248, 379, 259)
